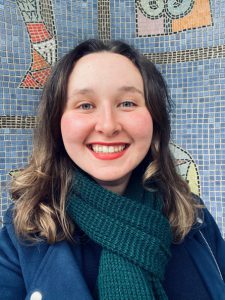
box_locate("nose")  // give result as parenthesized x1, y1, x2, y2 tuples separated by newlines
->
(95, 107, 121, 136)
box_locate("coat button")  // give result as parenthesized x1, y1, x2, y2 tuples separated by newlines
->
(30, 291, 42, 300)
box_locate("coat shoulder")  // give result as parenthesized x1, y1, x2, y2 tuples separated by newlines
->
(189, 195, 225, 280)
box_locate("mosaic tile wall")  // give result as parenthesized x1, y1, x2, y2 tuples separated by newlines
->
(1, 0, 225, 237)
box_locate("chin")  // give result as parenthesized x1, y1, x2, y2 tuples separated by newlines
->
(90, 172, 131, 185)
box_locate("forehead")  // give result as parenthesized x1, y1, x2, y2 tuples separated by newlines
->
(68, 52, 143, 89)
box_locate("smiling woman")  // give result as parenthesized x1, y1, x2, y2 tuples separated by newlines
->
(61, 52, 153, 193)
(0, 39, 225, 300)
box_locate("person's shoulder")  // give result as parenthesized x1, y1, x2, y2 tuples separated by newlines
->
(191, 194, 217, 226)
(2, 203, 14, 223)
(1, 204, 17, 242)
(1, 205, 48, 252)
(0, 205, 23, 267)
(192, 194, 220, 228)
(189, 194, 225, 252)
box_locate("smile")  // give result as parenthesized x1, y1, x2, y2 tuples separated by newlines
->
(87, 143, 129, 160)
(90, 144, 127, 153)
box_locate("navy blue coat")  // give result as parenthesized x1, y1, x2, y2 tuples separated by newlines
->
(0, 207, 225, 300)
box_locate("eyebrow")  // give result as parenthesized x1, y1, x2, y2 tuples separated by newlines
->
(118, 86, 144, 96)
(69, 86, 144, 98)
(69, 88, 93, 97)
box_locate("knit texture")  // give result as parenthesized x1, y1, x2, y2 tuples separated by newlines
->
(67, 168, 172, 299)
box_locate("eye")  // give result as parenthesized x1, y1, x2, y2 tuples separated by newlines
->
(119, 101, 136, 108)
(78, 103, 94, 110)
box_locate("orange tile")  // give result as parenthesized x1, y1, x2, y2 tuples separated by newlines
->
(20, 72, 42, 88)
(31, 50, 51, 71)
(32, 68, 51, 86)
(27, 23, 52, 43)
(172, 0, 212, 32)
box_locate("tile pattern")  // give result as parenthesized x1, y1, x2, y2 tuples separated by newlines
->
(1, 0, 225, 238)
(0, 128, 33, 213)
(98, 0, 111, 40)
(0, 116, 36, 129)
(144, 45, 225, 64)
(136, 0, 212, 36)
(16, 0, 57, 88)
(170, 142, 201, 197)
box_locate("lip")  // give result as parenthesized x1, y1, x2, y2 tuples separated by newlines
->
(88, 142, 128, 146)
(87, 142, 129, 160)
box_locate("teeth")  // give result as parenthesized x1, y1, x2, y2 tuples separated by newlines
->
(91, 144, 126, 153)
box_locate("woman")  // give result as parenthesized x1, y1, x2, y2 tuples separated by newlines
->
(0, 39, 225, 300)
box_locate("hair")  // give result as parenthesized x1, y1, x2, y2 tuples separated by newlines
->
(11, 39, 200, 243)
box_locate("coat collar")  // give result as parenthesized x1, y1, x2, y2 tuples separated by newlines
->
(186, 213, 207, 239)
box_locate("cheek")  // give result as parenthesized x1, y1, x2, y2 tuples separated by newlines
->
(60, 112, 90, 143)
(128, 111, 153, 141)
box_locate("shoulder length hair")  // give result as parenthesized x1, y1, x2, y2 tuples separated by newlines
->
(11, 39, 199, 243)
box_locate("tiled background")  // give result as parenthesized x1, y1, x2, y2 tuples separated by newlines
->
(0, 0, 225, 236)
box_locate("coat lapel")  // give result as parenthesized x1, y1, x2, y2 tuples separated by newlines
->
(25, 241, 93, 300)
(185, 223, 225, 300)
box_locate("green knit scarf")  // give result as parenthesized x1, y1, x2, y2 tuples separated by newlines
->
(67, 167, 172, 300)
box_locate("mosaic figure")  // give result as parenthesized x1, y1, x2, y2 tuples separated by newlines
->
(16, 0, 57, 88)
(136, 0, 212, 36)
(169, 142, 201, 196)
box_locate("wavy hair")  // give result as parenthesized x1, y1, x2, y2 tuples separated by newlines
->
(11, 39, 199, 243)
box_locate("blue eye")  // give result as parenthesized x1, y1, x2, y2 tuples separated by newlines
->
(79, 103, 94, 110)
(120, 101, 136, 107)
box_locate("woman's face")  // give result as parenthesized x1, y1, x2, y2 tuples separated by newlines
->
(61, 52, 153, 194)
